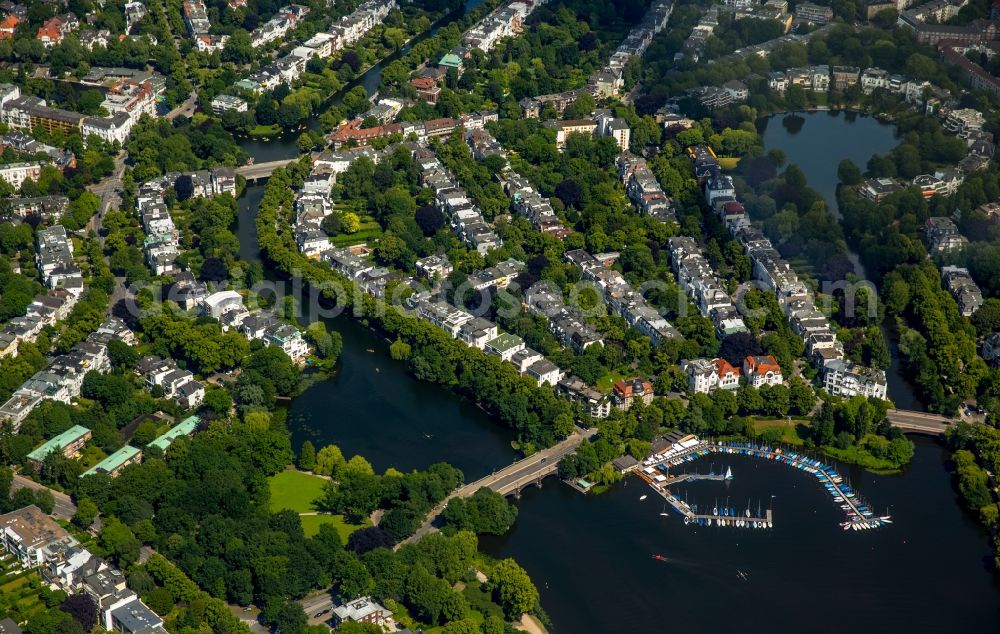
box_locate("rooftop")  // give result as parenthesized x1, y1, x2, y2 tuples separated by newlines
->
(83, 445, 141, 477)
(147, 416, 199, 452)
(26, 425, 90, 462)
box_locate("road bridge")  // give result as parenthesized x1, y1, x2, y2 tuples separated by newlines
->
(235, 158, 301, 181)
(400, 427, 598, 546)
(886, 409, 957, 435)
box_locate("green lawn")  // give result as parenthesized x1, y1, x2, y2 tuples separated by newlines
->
(249, 124, 282, 138)
(596, 371, 626, 393)
(752, 418, 807, 446)
(298, 513, 369, 540)
(329, 215, 382, 248)
(268, 470, 328, 514)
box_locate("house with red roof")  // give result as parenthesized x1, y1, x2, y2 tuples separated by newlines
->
(36, 14, 78, 47)
(0, 14, 20, 39)
(713, 358, 741, 390)
(742, 355, 783, 388)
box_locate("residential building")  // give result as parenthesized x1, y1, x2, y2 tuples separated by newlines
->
(859, 177, 905, 202)
(941, 265, 984, 316)
(416, 254, 452, 280)
(0, 505, 70, 568)
(148, 416, 199, 453)
(795, 2, 834, 22)
(526, 358, 563, 387)
(550, 119, 597, 150)
(210, 94, 248, 114)
(332, 597, 392, 628)
(0, 161, 43, 189)
(36, 14, 78, 47)
(263, 323, 310, 361)
(558, 376, 611, 419)
(684, 358, 718, 394)
(107, 596, 166, 633)
(714, 358, 741, 390)
(612, 378, 654, 410)
(26, 425, 92, 471)
(82, 445, 142, 479)
(485, 333, 525, 362)
(924, 216, 969, 254)
(742, 355, 783, 388)
(182, 0, 210, 36)
(823, 359, 888, 399)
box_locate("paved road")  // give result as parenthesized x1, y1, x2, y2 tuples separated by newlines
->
(299, 591, 336, 625)
(235, 158, 301, 180)
(10, 474, 76, 520)
(165, 91, 199, 121)
(886, 409, 955, 434)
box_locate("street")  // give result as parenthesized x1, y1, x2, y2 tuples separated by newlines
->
(10, 474, 76, 520)
(298, 591, 336, 626)
(165, 91, 199, 121)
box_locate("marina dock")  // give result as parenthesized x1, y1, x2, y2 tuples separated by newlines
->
(637, 435, 892, 531)
(637, 465, 774, 529)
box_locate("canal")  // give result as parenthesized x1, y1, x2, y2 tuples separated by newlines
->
(235, 0, 488, 163)
(759, 111, 921, 410)
(237, 185, 518, 481)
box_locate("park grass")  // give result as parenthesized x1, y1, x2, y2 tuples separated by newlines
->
(298, 514, 369, 540)
(249, 124, 282, 138)
(821, 445, 904, 474)
(752, 418, 807, 446)
(268, 469, 328, 513)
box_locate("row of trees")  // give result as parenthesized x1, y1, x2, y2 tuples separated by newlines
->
(256, 160, 579, 451)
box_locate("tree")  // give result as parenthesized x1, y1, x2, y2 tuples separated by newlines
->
(342, 212, 361, 234)
(34, 488, 54, 514)
(144, 587, 174, 615)
(489, 559, 538, 618)
(346, 526, 394, 554)
(73, 498, 99, 529)
(222, 30, 254, 64)
(100, 517, 140, 566)
(60, 594, 97, 629)
(389, 338, 411, 361)
(415, 205, 445, 236)
(108, 339, 139, 369)
(314, 445, 346, 477)
(837, 159, 862, 186)
(174, 174, 194, 201)
(299, 441, 316, 471)
(268, 599, 307, 634)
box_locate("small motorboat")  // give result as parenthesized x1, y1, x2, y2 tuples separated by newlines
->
(639, 495, 648, 501)
(652, 554, 668, 562)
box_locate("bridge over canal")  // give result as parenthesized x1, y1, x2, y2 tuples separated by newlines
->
(400, 427, 598, 547)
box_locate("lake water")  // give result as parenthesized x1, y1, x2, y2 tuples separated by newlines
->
(759, 111, 921, 410)
(480, 437, 1000, 633)
(236, 185, 517, 481)
(236, 114, 999, 634)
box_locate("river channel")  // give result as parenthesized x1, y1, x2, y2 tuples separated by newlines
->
(759, 110, 921, 410)
(235, 106, 1000, 633)
(235, 0, 488, 163)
